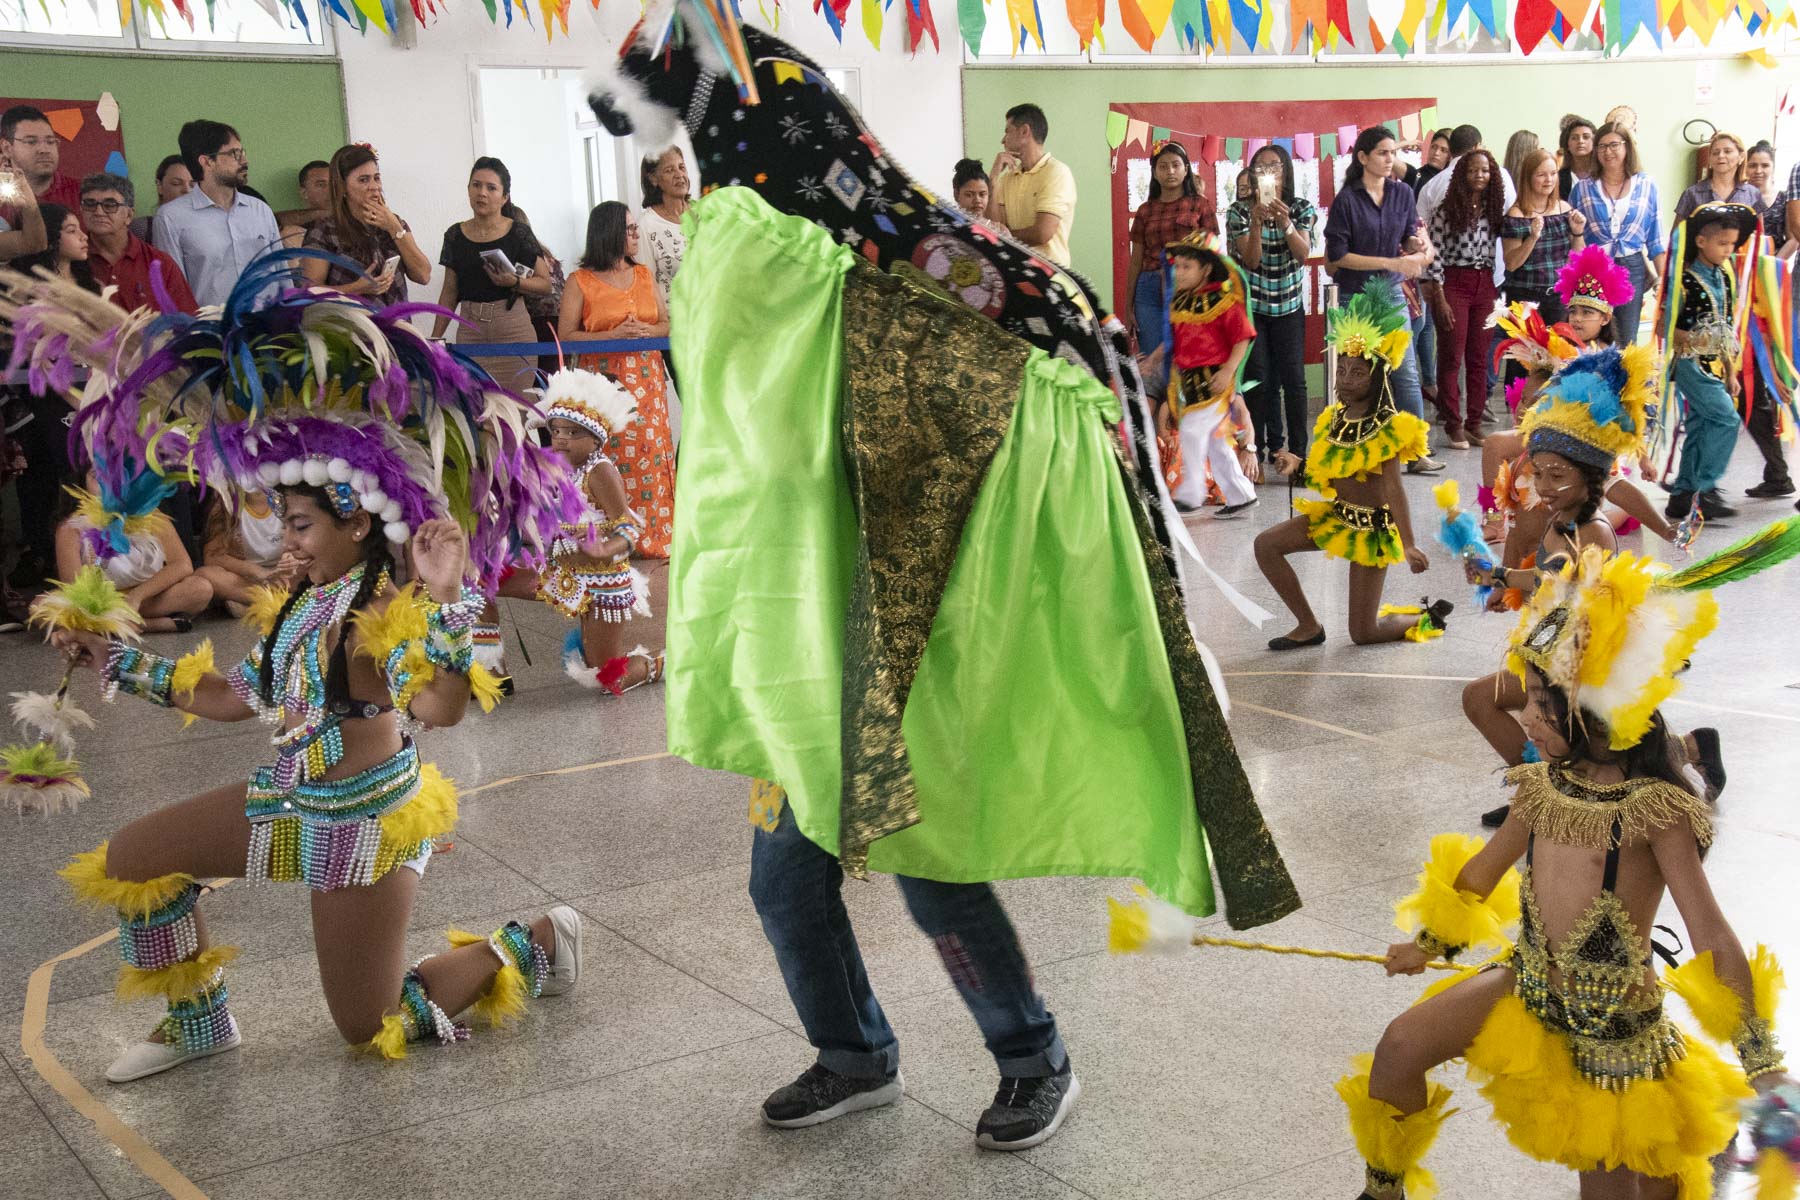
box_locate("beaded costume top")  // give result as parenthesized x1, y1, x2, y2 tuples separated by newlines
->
(104, 561, 487, 890)
(1303, 392, 1430, 493)
(1505, 761, 1714, 1088)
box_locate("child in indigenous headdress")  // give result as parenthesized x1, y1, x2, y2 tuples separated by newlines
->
(527, 367, 659, 694)
(1255, 284, 1452, 649)
(1157, 232, 1262, 518)
(1661, 201, 1761, 524)
(7, 251, 581, 1082)
(1340, 546, 1792, 1200)
(1480, 245, 1672, 548)
(55, 475, 212, 634)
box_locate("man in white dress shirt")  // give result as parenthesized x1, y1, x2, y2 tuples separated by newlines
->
(152, 120, 281, 308)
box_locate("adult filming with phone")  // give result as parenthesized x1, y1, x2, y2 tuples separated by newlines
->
(431, 156, 550, 398)
(300, 144, 429, 308)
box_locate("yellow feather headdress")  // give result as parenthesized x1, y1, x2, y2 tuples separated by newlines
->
(1324, 281, 1411, 372)
(1507, 547, 1718, 750)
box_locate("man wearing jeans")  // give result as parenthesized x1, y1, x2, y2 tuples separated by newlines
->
(747, 781, 1077, 1150)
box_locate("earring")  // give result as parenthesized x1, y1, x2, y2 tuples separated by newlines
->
(354, 531, 364, 541)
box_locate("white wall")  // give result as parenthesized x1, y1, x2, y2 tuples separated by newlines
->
(336, 4, 965, 296)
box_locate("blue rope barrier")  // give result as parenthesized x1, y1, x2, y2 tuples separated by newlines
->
(456, 338, 671, 357)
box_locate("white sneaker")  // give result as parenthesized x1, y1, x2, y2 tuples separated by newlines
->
(539, 905, 583, 997)
(105, 1020, 241, 1083)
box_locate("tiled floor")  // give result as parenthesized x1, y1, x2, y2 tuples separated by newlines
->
(2, 442, 1795, 1200)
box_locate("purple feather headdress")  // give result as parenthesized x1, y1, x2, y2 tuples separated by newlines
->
(0, 250, 577, 590)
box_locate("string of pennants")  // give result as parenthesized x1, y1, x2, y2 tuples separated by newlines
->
(1106, 105, 1441, 159)
(84, 0, 1800, 53)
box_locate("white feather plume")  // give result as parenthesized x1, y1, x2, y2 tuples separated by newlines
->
(9, 692, 96, 756)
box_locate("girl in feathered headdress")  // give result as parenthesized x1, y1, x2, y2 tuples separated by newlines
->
(1477, 246, 1673, 549)
(2, 249, 586, 1084)
(1340, 543, 1796, 1200)
(1253, 283, 1454, 650)
(498, 366, 661, 695)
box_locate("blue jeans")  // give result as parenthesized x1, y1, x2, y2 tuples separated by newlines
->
(749, 799, 1065, 1080)
(1613, 253, 1651, 345)
(1669, 359, 1740, 495)
(1133, 271, 1166, 357)
(1388, 307, 1430, 421)
(1414, 307, 1437, 388)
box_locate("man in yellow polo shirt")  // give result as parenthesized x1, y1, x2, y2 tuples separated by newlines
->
(985, 103, 1076, 267)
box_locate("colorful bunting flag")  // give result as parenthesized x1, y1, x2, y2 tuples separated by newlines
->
(1295, 132, 1317, 159)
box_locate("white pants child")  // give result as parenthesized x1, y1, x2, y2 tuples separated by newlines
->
(1172, 399, 1255, 508)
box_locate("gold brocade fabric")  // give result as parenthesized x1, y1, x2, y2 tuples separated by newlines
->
(836, 260, 1030, 868)
(1115, 456, 1302, 929)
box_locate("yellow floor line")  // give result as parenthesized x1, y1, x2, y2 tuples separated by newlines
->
(22, 933, 211, 1200)
(459, 750, 674, 798)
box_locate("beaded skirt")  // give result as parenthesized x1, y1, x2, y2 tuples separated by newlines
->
(243, 743, 457, 890)
(537, 547, 649, 623)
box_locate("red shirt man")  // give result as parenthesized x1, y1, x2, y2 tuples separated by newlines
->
(0, 105, 82, 225)
(79, 175, 199, 314)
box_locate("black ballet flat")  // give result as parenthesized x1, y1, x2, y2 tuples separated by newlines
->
(1267, 630, 1327, 651)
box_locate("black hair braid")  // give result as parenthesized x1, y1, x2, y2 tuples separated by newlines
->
(1573, 460, 1610, 525)
(259, 583, 311, 708)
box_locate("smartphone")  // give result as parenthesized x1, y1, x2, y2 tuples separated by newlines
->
(0, 169, 21, 204)
(479, 248, 518, 276)
(380, 254, 401, 278)
(1257, 173, 1278, 205)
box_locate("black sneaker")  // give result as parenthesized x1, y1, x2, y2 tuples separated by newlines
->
(760, 1063, 904, 1129)
(975, 1062, 1081, 1151)
(1665, 490, 1695, 520)
(1746, 479, 1796, 499)
(1481, 803, 1510, 829)
(1424, 597, 1454, 633)
(1697, 490, 1738, 520)
(1214, 499, 1259, 519)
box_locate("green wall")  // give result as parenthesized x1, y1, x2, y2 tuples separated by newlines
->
(0, 48, 346, 212)
(963, 57, 1793, 310)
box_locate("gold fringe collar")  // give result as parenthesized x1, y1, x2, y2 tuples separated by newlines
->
(1505, 762, 1713, 850)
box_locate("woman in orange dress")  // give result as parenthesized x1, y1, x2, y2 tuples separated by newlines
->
(557, 201, 675, 558)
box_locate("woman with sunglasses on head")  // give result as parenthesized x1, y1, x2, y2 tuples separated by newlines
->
(1124, 141, 1213, 357)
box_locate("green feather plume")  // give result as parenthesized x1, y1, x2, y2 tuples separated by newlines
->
(26, 565, 143, 639)
(1, 740, 91, 815)
(1655, 517, 1800, 592)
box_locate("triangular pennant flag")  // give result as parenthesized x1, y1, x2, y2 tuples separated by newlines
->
(1120, 0, 1174, 47)
(1126, 118, 1151, 148)
(1228, 0, 1261, 44)
(1066, 0, 1103, 46)
(1170, 0, 1204, 45)
(905, 0, 941, 50)
(1225, 136, 1245, 159)
(1336, 122, 1358, 148)
(1106, 110, 1130, 148)
(1295, 132, 1317, 159)
(958, 0, 986, 52)
(1320, 132, 1338, 156)
(1514, 0, 1558, 47)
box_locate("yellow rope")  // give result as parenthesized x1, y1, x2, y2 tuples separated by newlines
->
(1194, 934, 1464, 972)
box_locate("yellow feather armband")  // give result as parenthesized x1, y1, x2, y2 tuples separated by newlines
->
(1666, 946, 1787, 1079)
(1393, 833, 1520, 961)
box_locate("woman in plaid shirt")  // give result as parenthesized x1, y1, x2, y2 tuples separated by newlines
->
(1228, 144, 1317, 466)
(1125, 141, 1216, 356)
(1499, 148, 1586, 393)
(1569, 123, 1666, 344)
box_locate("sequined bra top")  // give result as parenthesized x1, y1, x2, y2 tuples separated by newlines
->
(1506, 762, 1714, 1088)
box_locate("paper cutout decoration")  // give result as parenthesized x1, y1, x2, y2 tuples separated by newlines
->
(1295, 132, 1317, 159)
(1107, 110, 1130, 148)
(104, 150, 127, 176)
(96, 92, 120, 133)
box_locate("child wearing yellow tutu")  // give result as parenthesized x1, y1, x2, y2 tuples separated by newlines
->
(1340, 547, 1791, 1200)
(1254, 284, 1451, 650)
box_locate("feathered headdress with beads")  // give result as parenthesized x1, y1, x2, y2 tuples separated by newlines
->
(1487, 300, 1583, 377)
(537, 368, 639, 443)
(1509, 519, 1800, 749)
(1555, 244, 1635, 317)
(0, 248, 576, 588)
(1516, 344, 1654, 470)
(1325, 281, 1411, 371)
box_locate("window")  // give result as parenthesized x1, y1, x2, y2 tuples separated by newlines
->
(0, 0, 330, 54)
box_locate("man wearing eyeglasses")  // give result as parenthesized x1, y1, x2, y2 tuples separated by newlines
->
(0, 105, 82, 216)
(151, 119, 282, 307)
(80, 173, 198, 315)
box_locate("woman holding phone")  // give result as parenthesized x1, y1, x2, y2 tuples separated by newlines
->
(559, 201, 675, 558)
(300, 145, 429, 308)
(431, 157, 551, 398)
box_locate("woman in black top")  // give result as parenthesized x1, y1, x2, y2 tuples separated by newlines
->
(1556, 116, 1596, 201)
(431, 157, 552, 397)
